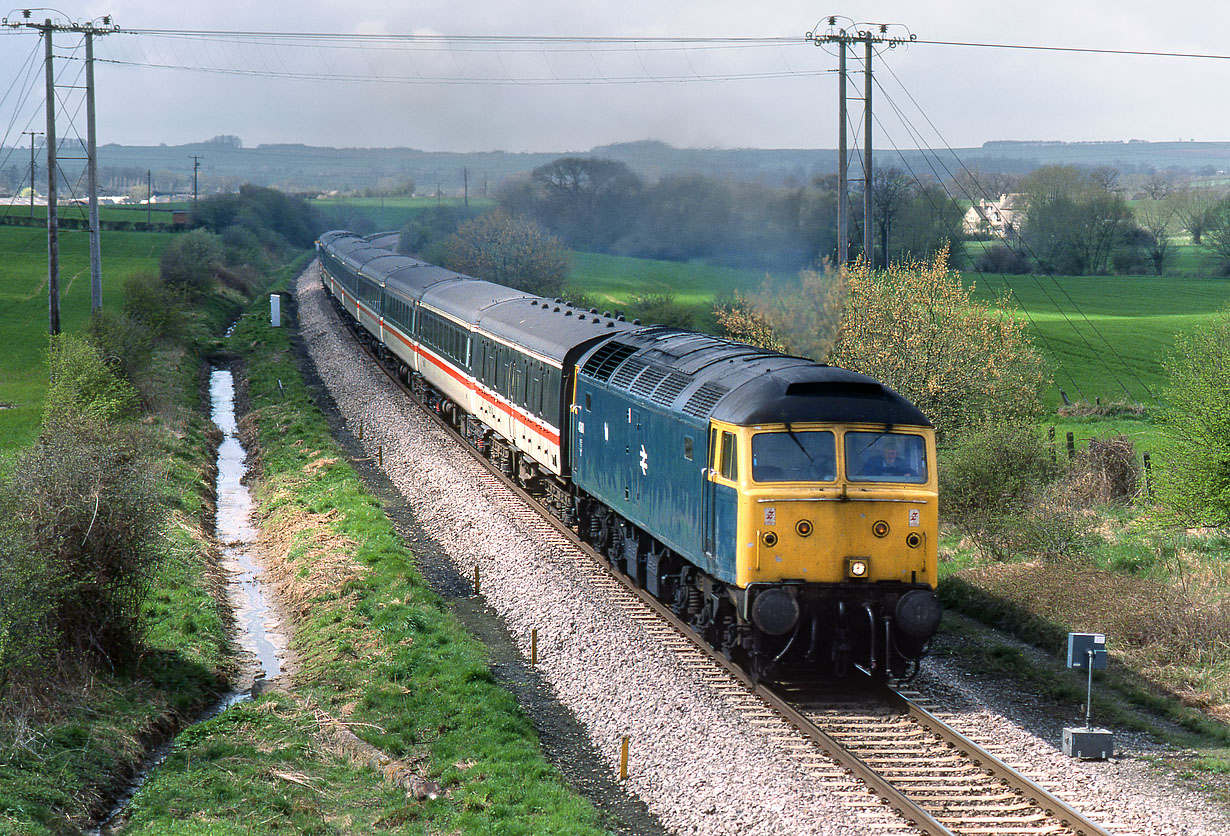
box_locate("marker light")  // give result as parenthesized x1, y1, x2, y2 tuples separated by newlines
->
(872, 520, 890, 538)
(796, 519, 813, 537)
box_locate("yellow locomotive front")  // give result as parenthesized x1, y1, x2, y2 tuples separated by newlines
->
(710, 420, 941, 678)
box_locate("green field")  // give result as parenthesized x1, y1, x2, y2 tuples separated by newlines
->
(312, 195, 495, 233)
(567, 251, 763, 308)
(0, 202, 190, 226)
(0, 226, 168, 452)
(564, 250, 1230, 422)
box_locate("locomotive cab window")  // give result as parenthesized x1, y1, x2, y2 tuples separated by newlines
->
(718, 431, 738, 481)
(752, 430, 835, 482)
(684, 436, 693, 461)
(845, 432, 928, 484)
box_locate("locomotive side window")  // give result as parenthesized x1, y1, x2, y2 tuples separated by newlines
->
(684, 436, 693, 461)
(844, 432, 928, 484)
(751, 431, 835, 482)
(719, 431, 738, 481)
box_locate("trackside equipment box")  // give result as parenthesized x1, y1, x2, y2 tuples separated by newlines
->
(1063, 727, 1113, 759)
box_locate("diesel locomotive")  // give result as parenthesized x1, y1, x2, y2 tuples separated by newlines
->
(317, 230, 942, 679)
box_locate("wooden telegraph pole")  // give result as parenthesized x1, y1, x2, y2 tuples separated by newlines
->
(808, 18, 913, 268)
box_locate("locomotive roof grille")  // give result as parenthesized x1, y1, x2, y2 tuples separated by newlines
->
(652, 372, 691, 407)
(610, 358, 648, 389)
(583, 341, 639, 382)
(682, 381, 730, 419)
(630, 365, 668, 398)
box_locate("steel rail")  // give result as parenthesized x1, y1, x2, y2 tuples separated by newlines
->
(887, 685, 1117, 836)
(316, 273, 1111, 836)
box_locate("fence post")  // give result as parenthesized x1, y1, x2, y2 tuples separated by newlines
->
(1066, 431, 1076, 460)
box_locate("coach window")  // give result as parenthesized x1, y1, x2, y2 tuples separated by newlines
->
(684, 436, 694, 461)
(719, 431, 738, 481)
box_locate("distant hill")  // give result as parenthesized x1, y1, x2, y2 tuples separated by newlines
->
(3, 137, 1228, 197)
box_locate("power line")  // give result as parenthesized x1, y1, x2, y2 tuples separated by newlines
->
(870, 63, 1156, 404)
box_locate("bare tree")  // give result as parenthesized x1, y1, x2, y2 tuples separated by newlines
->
(1088, 165, 1122, 194)
(1134, 200, 1177, 275)
(1141, 171, 1174, 201)
(1170, 185, 1222, 245)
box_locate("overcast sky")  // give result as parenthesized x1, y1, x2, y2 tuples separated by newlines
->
(3, 1, 1230, 153)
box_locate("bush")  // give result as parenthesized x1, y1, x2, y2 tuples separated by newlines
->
(122, 271, 187, 340)
(974, 244, 1029, 273)
(830, 247, 1049, 438)
(939, 421, 1094, 561)
(160, 228, 224, 294)
(0, 420, 164, 678)
(85, 308, 153, 391)
(1060, 435, 1141, 506)
(627, 293, 695, 329)
(440, 209, 570, 297)
(398, 206, 466, 258)
(44, 334, 140, 426)
(1154, 310, 1230, 528)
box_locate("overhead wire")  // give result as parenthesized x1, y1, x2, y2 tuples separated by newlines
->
(864, 75, 1088, 400)
(876, 58, 1156, 403)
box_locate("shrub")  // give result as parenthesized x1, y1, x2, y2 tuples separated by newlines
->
(85, 309, 153, 391)
(1153, 310, 1230, 529)
(122, 270, 187, 340)
(440, 209, 570, 297)
(829, 247, 1049, 438)
(398, 206, 466, 258)
(160, 228, 224, 294)
(974, 244, 1029, 274)
(44, 334, 140, 427)
(939, 421, 1095, 561)
(0, 420, 165, 677)
(1060, 435, 1141, 506)
(627, 293, 695, 329)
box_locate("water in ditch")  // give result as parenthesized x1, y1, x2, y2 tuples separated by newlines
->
(89, 366, 286, 834)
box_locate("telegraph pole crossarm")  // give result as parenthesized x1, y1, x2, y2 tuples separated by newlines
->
(807, 17, 915, 268)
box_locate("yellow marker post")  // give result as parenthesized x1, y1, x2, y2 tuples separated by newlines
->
(619, 736, 629, 781)
(531, 628, 538, 666)
(474, 565, 481, 596)
(378, 445, 383, 467)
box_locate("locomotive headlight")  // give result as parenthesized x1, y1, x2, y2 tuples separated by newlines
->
(846, 557, 870, 579)
(872, 520, 890, 538)
(795, 519, 813, 537)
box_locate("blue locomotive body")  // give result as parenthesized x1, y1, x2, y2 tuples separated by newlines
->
(317, 230, 943, 679)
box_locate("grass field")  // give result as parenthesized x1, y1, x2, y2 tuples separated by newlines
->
(0, 226, 168, 452)
(567, 251, 763, 308)
(565, 249, 1230, 430)
(312, 196, 495, 232)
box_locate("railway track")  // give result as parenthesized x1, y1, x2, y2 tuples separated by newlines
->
(321, 278, 1122, 836)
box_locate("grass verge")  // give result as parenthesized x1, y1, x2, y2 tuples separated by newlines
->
(114, 264, 610, 835)
(0, 265, 248, 836)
